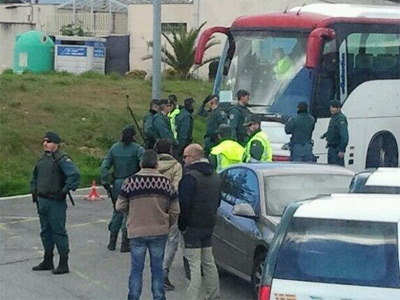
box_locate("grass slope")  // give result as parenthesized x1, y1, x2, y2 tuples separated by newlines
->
(0, 72, 212, 196)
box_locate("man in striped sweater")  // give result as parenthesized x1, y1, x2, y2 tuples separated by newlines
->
(116, 150, 180, 300)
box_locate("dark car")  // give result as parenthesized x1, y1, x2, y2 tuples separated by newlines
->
(212, 162, 355, 294)
(349, 167, 400, 194)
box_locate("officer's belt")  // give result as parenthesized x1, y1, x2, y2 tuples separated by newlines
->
(38, 192, 59, 200)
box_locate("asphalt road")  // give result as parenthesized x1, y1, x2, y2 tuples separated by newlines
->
(0, 189, 254, 300)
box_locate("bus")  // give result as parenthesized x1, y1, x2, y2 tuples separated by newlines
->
(194, 3, 400, 172)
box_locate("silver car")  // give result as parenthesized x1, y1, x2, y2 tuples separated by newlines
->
(212, 162, 355, 294)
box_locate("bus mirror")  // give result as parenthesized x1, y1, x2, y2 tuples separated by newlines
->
(306, 28, 336, 68)
(194, 26, 229, 64)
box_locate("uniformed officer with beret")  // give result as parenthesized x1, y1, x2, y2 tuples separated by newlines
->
(321, 100, 349, 166)
(242, 114, 272, 162)
(198, 94, 227, 155)
(30, 131, 80, 275)
(153, 99, 176, 143)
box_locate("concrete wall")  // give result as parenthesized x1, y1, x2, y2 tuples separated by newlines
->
(127, 3, 194, 73)
(0, 22, 35, 72)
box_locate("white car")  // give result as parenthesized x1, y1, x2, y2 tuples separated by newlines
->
(350, 167, 400, 194)
(259, 193, 400, 300)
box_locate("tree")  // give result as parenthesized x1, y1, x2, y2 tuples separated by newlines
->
(143, 22, 219, 79)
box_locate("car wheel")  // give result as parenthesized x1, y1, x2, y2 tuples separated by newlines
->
(251, 251, 267, 296)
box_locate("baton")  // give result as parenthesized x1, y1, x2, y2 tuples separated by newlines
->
(67, 191, 75, 206)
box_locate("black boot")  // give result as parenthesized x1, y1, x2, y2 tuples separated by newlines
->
(120, 231, 130, 253)
(107, 233, 118, 251)
(32, 251, 54, 271)
(52, 253, 69, 275)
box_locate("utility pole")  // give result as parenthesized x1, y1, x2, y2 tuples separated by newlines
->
(152, 0, 162, 100)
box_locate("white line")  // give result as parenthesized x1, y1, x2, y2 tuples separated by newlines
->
(0, 188, 96, 201)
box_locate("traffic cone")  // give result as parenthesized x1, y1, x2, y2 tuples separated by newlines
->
(84, 180, 105, 202)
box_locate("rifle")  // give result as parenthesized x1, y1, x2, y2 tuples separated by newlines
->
(126, 94, 145, 143)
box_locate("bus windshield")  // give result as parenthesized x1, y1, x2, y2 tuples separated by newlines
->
(217, 31, 313, 117)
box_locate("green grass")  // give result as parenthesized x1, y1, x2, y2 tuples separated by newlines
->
(0, 72, 212, 196)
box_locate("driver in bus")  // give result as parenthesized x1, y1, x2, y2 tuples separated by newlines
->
(272, 47, 294, 80)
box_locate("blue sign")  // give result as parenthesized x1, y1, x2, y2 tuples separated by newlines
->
(57, 46, 87, 57)
(94, 47, 105, 58)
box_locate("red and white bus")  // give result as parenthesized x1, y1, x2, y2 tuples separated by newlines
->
(195, 3, 400, 172)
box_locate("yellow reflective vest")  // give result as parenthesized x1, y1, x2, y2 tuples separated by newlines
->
(168, 108, 180, 139)
(273, 55, 293, 80)
(243, 131, 272, 162)
(210, 140, 245, 171)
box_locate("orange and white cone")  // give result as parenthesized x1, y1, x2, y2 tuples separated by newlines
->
(83, 180, 105, 202)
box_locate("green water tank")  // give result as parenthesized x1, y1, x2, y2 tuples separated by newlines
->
(13, 31, 55, 73)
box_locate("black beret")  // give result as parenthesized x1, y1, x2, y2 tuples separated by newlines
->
(44, 131, 61, 144)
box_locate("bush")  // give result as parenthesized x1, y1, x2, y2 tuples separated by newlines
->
(126, 69, 147, 80)
(2, 69, 13, 75)
(162, 68, 178, 80)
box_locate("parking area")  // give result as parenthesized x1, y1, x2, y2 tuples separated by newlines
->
(0, 189, 254, 300)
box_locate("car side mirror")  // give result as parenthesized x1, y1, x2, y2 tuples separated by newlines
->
(232, 203, 258, 219)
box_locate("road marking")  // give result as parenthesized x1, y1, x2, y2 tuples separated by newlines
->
(0, 216, 38, 224)
(73, 270, 105, 287)
(69, 219, 108, 228)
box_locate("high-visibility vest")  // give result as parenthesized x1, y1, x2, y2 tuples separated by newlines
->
(243, 131, 272, 162)
(210, 140, 244, 171)
(168, 108, 180, 139)
(273, 55, 293, 80)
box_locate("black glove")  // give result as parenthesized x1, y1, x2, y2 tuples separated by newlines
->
(32, 192, 38, 203)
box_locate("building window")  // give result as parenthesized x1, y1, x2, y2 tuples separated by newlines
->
(161, 23, 187, 34)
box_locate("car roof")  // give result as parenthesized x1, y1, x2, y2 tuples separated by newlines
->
(228, 162, 355, 176)
(294, 193, 400, 222)
(364, 168, 400, 187)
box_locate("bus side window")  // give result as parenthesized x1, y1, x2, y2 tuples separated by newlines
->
(312, 41, 338, 118)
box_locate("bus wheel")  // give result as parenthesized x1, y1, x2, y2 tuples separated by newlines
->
(366, 132, 399, 168)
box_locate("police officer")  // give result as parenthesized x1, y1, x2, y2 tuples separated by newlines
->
(153, 99, 176, 143)
(284, 101, 316, 162)
(142, 99, 160, 150)
(30, 131, 80, 275)
(229, 89, 251, 145)
(242, 115, 272, 162)
(101, 125, 145, 252)
(321, 100, 349, 166)
(199, 94, 227, 155)
(168, 94, 180, 140)
(176, 97, 195, 156)
(209, 124, 244, 171)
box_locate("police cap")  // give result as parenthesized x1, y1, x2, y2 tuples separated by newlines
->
(330, 100, 342, 108)
(44, 131, 61, 144)
(236, 89, 250, 100)
(216, 124, 232, 138)
(243, 114, 261, 127)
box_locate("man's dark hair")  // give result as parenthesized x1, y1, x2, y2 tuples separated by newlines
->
(141, 150, 158, 168)
(121, 126, 136, 145)
(297, 101, 308, 112)
(150, 99, 160, 108)
(154, 139, 173, 154)
(184, 97, 195, 109)
(237, 89, 250, 100)
(203, 94, 219, 104)
(168, 94, 177, 103)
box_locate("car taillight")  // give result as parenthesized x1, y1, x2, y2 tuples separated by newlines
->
(272, 155, 290, 161)
(258, 285, 271, 300)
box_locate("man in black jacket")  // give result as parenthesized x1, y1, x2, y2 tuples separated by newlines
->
(179, 144, 221, 300)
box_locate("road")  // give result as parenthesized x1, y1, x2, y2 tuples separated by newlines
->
(0, 189, 254, 300)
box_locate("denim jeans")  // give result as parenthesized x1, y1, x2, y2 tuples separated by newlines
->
(128, 235, 168, 300)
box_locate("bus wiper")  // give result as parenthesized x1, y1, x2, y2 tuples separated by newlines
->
(248, 104, 272, 108)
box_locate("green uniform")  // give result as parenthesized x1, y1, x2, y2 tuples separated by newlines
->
(209, 139, 244, 171)
(199, 105, 227, 154)
(285, 112, 315, 162)
(168, 107, 181, 140)
(322, 112, 349, 166)
(243, 129, 273, 163)
(175, 108, 194, 155)
(100, 141, 144, 234)
(30, 150, 81, 254)
(153, 112, 175, 142)
(142, 109, 158, 149)
(229, 104, 251, 145)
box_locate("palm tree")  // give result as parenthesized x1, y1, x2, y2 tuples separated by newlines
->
(143, 22, 219, 79)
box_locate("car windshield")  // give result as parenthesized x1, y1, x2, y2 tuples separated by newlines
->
(264, 174, 352, 216)
(274, 218, 400, 288)
(217, 30, 313, 117)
